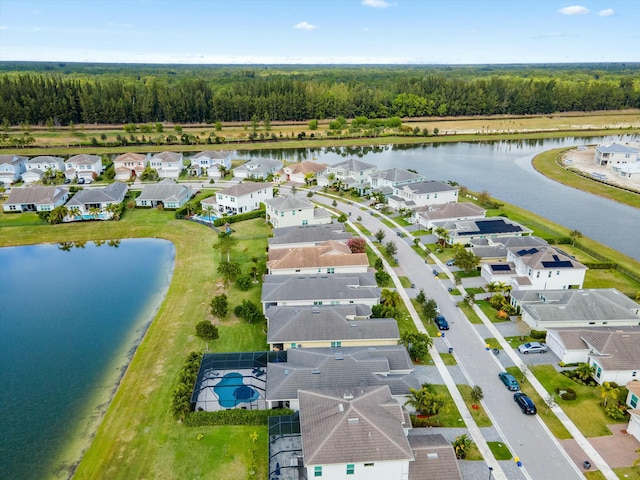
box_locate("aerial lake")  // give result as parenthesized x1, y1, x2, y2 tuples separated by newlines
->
(0, 239, 175, 480)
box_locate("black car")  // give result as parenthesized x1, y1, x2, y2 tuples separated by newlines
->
(434, 315, 449, 330)
(514, 392, 537, 415)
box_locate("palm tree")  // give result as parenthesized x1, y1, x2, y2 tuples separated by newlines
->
(434, 226, 448, 246)
(213, 232, 237, 262)
(89, 206, 101, 220)
(49, 205, 68, 224)
(105, 203, 120, 220)
(380, 289, 401, 309)
(203, 204, 215, 225)
(574, 363, 596, 382)
(452, 434, 473, 459)
(404, 387, 431, 415)
(597, 381, 619, 407)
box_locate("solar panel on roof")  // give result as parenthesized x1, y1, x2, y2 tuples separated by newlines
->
(541, 261, 573, 268)
(458, 219, 524, 236)
(491, 264, 511, 271)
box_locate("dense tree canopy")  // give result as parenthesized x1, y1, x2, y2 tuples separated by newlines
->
(1, 62, 639, 126)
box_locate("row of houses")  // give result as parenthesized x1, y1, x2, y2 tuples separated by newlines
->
(190, 221, 463, 480)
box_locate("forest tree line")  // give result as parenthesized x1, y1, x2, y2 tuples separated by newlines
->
(0, 63, 639, 126)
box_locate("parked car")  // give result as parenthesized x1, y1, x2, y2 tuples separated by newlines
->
(434, 315, 449, 330)
(514, 392, 537, 414)
(63, 178, 71, 184)
(84, 178, 93, 184)
(77, 177, 85, 184)
(432, 269, 439, 277)
(498, 372, 520, 391)
(375, 203, 385, 210)
(446, 259, 455, 266)
(517, 342, 548, 354)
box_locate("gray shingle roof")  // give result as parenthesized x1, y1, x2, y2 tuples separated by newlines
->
(299, 385, 413, 465)
(261, 273, 380, 304)
(233, 158, 283, 176)
(218, 182, 271, 197)
(408, 434, 463, 480)
(66, 182, 128, 206)
(193, 150, 232, 159)
(596, 143, 639, 154)
(265, 195, 314, 210)
(66, 154, 101, 165)
(415, 202, 485, 221)
(328, 158, 376, 172)
(0, 154, 27, 165)
(27, 156, 64, 164)
(513, 289, 640, 324)
(150, 151, 182, 162)
(268, 224, 352, 247)
(266, 346, 418, 401)
(369, 168, 424, 183)
(266, 305, 397, 344)
(509, 245, 587, 271)
(402, 180, 457, 195)
(137, 180, 192, 202)
(6, 186, 67, 205)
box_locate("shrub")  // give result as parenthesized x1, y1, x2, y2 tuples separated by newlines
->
(235, 275, 252, 291)
(185, 408, 295, 427)
(530, 330, 547, 340)
(555, 387, 577, 401)
(213, 209, 265, 226)
(604, 403, 628, 420)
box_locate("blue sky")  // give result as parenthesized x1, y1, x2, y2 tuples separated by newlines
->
(0, 0, 638, 64)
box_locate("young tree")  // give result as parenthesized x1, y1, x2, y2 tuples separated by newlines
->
(422, 298, 439, 321)
(308, 119, 318, 130)
(569, 229, 583, 246)
(195, 321, 219, 350)
(597, 381, 619, 407)
(385, 241, 397, 258)
(375, 229, 386, 243)
(380, 289, 401, 309)
(434, 226, 448, 247)
(210, 294, 228, 317)
(213, 231, 237, 262)
(470, 385, 484, 408)
(217, 261, 241, 286)
(452, 245, 480, 273)
(416, 288, 427, 305)
(337, 213, 348, 223)
(452, 434, 473, 459)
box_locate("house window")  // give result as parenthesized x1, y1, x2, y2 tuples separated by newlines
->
(331, 341, 342, 348)
(291, 343, 297, 348)
(536, 272, 540, 278)
(346, 464, 354, 475)
(548, 271, 552, 278)
(631, 394, 639, 409)
(314, 301, 323, 306)
(557, 271, 560, 275)
(314, 466, 322, 477)
(596, 366, 602, 378)
(327, 268, 335, 274)
(302, 220, 308, 226)
(364, 463, 374, 467)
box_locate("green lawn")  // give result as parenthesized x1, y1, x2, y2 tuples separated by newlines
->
(398, 276, 413, 288)
(440, 352, 457, 366)
(530, 365, 622, 438)
(457, 301, 483, 324)
(458, 385, 492, 428)
(487, 441, 512, 461)
(475, 300, 511, 323)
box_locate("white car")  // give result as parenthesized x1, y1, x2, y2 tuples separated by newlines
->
(518, 342, 548, 354)
(374, 203, 385, 210)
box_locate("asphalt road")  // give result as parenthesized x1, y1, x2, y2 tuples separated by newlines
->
(329, 195, 584, 480)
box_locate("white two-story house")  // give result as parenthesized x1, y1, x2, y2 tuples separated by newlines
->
(0, 154, 27, 185)
(594, 143, 639, 167)
(148, 151, 184, 179)
(233, 158, 283, 180)
(265, 195, 330, 228)
(214, 182, 272, 216)
(64, 154, 103, 181)
(319, 159, 377, 189)
(113, 152, 148, 181)
(22, 156, 65, 184)
(387, 180, 458, 211)
(190, 150, 233, 177)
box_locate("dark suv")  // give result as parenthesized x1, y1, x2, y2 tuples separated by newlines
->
(434, 315, 449, 330)
(514, 392, 537, 415)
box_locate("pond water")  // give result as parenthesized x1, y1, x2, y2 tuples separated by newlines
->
(238, 134, 640, 261)
(0, 239, 175, 480)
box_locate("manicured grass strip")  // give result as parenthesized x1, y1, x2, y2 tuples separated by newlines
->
(440, 352, 457, 366)
(458, 385, 492, 428)
(398, 276, 413, 288)
(505, 367, 572, 440)
(487, 441, 512, 461)
(457, 301, 483, 324)
(483, 338, 502, 350)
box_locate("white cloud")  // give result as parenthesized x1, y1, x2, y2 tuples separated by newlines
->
(558, 5, 590, 15)
(294, 21, 318, 31)
(533, 32, 567, 39)
(0, 25, 7, 30)
(107, 21, 133, 28)
(598, 9, 615, 16)
(362, 0, 395, 8)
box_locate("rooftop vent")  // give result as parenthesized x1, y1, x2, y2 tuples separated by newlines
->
(427, 453, 439, 460)
(335, 356, 344, 360)
(347, 417, 359, 424)
(343, 394, 354, 400)
(312, 370, 321, 374)
(338, 404, 344, 413)
(284, 369, 289, 376)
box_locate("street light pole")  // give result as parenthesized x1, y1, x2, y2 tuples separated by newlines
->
(488, 466, 493, 480)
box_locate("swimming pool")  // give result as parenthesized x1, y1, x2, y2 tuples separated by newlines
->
(213, 372, 259, 408)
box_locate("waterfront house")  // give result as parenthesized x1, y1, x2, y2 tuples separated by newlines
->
(265, 304, 399, 351)
(233, 158, 283, 180)
(265, 195, 330, 228)
(148, 151, 184, 179)
(22, 156, 65, 184)
(215, 182, 272, 216)
(434, 217, 532, 246)
(612, 161, 640, 180)
(266, 240, 369, 275)
(135, 179, 193, 209)
(0, 154, 27, 185)
(114, 152, 147, 181)
(3, 185, 68, 212)
(280, 160, 328, 184)
(594, 143, 639, 166)
(268, 223, 353, 250)
(388, 180, 459, 211)
(411, 202, 485, 229)
(367, 167, 425, 196)
(190, 150, 233, 177)
(64, 154, 103, 181)
(64, 182, 128, 220)
(318, 159, 377, 188)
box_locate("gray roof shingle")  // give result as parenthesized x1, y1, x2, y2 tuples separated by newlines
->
(268, 224, 352, 247)
(66, 182, 128, 206)
(261, 273, 380, 304)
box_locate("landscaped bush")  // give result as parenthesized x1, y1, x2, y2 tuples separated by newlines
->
(213, 209, 265, 226)
(530, 330, 547, 340)
(604, 403, 628, 420)
(185, 408, 294, 427)
(583, 262, 617, 269)
(555, 387, 577, 400)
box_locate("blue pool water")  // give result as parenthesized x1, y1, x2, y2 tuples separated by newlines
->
(214, 372, 259, 408)
(0, 239, 175, 480)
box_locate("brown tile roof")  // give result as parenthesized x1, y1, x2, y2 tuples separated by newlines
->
(626, 381, 640, 397)
(283, 161, 328, 175)
(299, 386, 413, 465)
(267, 241, 367, 271)
(115, 152, 146, 162)
(408, 434, 463, 480)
